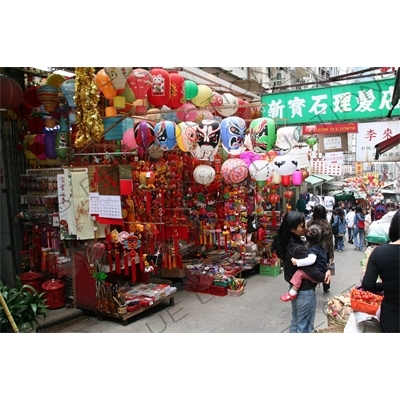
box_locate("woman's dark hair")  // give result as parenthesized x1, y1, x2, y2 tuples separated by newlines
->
(312, 204, 327, 220)
(272, 211, 305, 258)
(355, 205, 363, 214)
(388, 209, 400, 242)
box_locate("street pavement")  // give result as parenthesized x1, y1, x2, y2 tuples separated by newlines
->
(39, 240, 366, 333)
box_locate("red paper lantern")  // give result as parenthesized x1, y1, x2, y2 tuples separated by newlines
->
(284, 190, 294, 200)
(127, 69, 153, 114)
(301, 169, 309, 179)
(281, 175, 291, 186)
(0, 76, 23, 110)
(147, 68, 171, 108)
(166, 71, 185, 109)
(23, 86, 42, 107)
(268, 192, 280, 205)
(236, 98, 247, 115)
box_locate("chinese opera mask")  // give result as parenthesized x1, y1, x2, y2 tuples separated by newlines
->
(191, 119, 221, 160)
(249, 117, 277, 153)
(155, 120, 176, 150)
(176, 121, 198, 152)
(220, 116, 246, 155)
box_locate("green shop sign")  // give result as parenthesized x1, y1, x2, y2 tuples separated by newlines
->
(261, 78, 400, 125)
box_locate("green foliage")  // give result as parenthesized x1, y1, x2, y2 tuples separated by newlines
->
(0, 277, 49, 333)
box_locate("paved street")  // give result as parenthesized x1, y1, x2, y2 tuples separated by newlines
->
(40, 241, 366, 333)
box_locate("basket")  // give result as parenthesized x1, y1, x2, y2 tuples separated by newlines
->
(327, 313, 347, 330)
(210, 285, 227, 297)
(314, 325, 344, 333)
(260, 265, 280, 277)
(20, 271, 43, 293)
(227, 288, 244, 297)
(213, 280, 230, 287)
(41, 279, 65, 309)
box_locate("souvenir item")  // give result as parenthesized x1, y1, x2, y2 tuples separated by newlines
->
(220, 116, 246, 155)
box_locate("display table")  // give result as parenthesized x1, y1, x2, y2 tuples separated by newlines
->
(344, 312, 381, 333)
(96, 292, 176, 326)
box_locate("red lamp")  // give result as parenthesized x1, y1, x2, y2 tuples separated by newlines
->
(0, 76, 23, 110)
(127, 69, 153, 114)
(284, 190, 294, 200)
(147, 68, 171, 108)
(166, 71, 185, 109)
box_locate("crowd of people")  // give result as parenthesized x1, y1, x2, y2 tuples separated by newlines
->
(272, 201, 400, 334)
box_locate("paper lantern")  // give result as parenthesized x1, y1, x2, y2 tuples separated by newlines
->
(281, 175, 291, 186)
(122, 127, 138, 150)
(147, 68, 171, 108)
(148, 144, 164, 160)
(166, 71, 185, 109)
(36, 84, 59, 112)
(176, 121, 198, 152)
(221, 158, 248, 184)
(29, 134, 47, 159)
(119, 84, 136, 103)
(248, 159, 272, 182)
(272, 154, 298, 176)
(272, 171, 282, 184)
(44, 130, 57, 159)
(103, 117, 126, 141)
(191, 84, 213, 107)
(249, 117, 277, 153)
(191, 119, 220, 160)
(275, 126, 301, 151)
(195, 110, 214, 123)
(217, 93, 238, 117)
(292, 170, 303, 186)
(220, 116, 247, 155)
(184, 80, 198, 101)
(155, 121, 176, 150)
(210, 91, 223, 111)
(236, 98, 247, 115)
(268, 192, 280, 205)
(127, 68, 153, 114)
(60, 79, 76, 123)
(0, 76, 23, 110)
(47, 73, 65, 88)
(284, 190, 295, 200)
(176, 103, 197, 122)
(306, 135, 317, 148)
(134, 120, 156, 150)
(23, 86, 42, 107)
(95, 69, 117, 100)
(194, 165, 216, 185)
(104, 67, 132, 90)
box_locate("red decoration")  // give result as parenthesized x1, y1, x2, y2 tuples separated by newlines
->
(281, 175, 291, 186)
(0, 76, 23, 110)
(284, 190, 294, 200)
(166, 71, 185, 109)
(301, 169, 309, 179)
(236, 98, 247, 115)
(127, 68, 152, 114)
(23, 86, 42, 107)
(147, 68, 171, 108)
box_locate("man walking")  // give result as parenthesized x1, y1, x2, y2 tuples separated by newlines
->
(345, 206, 355, 244)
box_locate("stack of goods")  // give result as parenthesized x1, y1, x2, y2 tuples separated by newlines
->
(350, 287, 383, 316)
(325, 293, 353, 332)
(227, 278, 246, 297)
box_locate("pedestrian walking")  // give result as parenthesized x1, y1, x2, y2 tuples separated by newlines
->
(345, 206, 355, 244)
(353, 206, 366, 251)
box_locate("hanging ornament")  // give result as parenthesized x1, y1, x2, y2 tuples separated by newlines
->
(249, 117, 277, 153)
(193, 165, 216, 185)
(127, 68, 153, 114)
(220, 116, 247, 155)
(147, 68, 171, 108)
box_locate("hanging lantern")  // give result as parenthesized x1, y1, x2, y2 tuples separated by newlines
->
(301, 169, 309, 180)
(47, 73, 65, 88)
(236, 98, 247, 116)
(221, 158, 248, 184)
(281, 175, 291, 186)
(134, 120, 156, 150)
(36, 84, 59, 112)
(122, 127, 138, 150)
(96, 69, 117, 116)
(191, 119, 221, 161)
(217, 93, 238, 117)
(284, 189, 295, 200)
(147, 68, 171, 108)
(104, 67, 132, 91)
(166, 71, 185, 109)
(127, 68, 153, 114)
(176, 103, 197, 122)
(184, 80, 198, 101)
(249, 117, 277, 153)
(0, 76, 23, 110)
(175, 121, 198, 152)
(292, 170, 303, 186)
(60, 79, 76, 123)
(193, 165, 216, 185)
(306, 135, 317, 148)
(23, 85, 42, 107)
(268, 192, 280, 205)
(248, 159, 272, 182)
(272, 154, 298, 176)
(220, 116, 247, 155)
(191, 84, 213, 107)
(210, 91, 223, 112)
(275, 126, 301, 151)
(272, 171, 282, 185)
(155, 120, 176, 150)
(103, 117, 126, 141)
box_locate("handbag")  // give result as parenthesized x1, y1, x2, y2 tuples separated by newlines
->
(357, 219, 365, 229)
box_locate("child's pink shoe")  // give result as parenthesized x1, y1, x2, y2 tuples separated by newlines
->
(280, 292, 298, 302)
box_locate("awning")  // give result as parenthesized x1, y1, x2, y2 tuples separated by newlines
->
(311, 173, 334, 183)
(374, 133, 400, 160)
(305, 175, 323, 186)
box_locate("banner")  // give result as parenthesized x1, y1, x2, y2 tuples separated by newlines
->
(261, 78, 400, 125)
(356, 120, 400, 162)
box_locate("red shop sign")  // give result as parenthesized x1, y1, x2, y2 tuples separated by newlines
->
(303, 122, 358, 134)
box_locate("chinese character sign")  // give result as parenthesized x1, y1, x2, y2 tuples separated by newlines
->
(356, 120, 400, 162)
(261, 78, 400, 125)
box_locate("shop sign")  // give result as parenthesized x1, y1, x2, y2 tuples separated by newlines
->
(356, 120, 400, 162)
(302, 122, 358, 134)
(355, 162, 363, 175)
(310, 157, 342, 176)
(325, 151, 344, 166)
(261, 78, 400, 125)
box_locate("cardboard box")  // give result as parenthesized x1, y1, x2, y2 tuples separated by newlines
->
(161, 267, 186, 278)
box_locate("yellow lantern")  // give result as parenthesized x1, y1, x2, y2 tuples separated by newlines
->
(191, 84, 213, 107)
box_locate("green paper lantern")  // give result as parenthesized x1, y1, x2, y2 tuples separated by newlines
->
(184, 80, 199, 101)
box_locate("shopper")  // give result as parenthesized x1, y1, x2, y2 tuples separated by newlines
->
(306, 204, 334, 293)
(361, 209, 400, 333)
(331, 208, 346, 252)
(345, 206, 355, 244)
(280, 224, 328, 301)
(353, 205, 366, 250)
(272, 211, 331, 333)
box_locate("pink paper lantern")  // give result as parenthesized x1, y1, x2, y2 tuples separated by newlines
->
(292, 170, 303, 186)
(221, 158, 248, 184)
(122, 127, 138, 149)
(176, 103, 197, 122)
